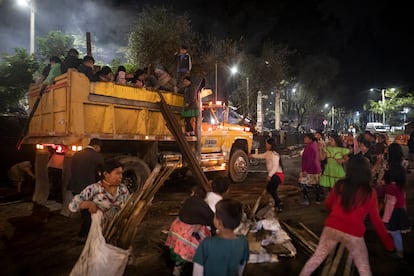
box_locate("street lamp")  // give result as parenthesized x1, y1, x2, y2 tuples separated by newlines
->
(370, 88, 386, 125)
(18, 0, 35, 55)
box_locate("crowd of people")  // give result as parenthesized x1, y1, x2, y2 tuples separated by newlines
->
(40, 46, 198, 136)
(298, 130, 411, 275)
(41, 46, 192, 93)
(6, 128, 412, 274)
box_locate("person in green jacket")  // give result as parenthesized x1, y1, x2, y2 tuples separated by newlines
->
(43, 56, 62, 85)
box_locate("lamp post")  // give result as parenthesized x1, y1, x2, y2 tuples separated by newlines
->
(246, 77, 250, 117)
(230, 66, 250, 117)
(18, 0, 35, 55)
(324, 103, 335, 129)
(380, 89, 385, 125)
(369, 88, 386, 125)
(215, 62, 218, 102)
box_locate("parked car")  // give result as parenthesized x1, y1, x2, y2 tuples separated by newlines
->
(365, 122, 387, 133)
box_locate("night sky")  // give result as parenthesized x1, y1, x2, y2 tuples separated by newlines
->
(0, 0, 413, 107)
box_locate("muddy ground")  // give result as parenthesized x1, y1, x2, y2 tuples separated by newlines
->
(1, 155, 413, 276)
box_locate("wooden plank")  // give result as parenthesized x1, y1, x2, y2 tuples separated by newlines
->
(298, 222, 320, 242)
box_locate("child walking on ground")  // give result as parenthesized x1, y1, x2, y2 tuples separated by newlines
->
(193, 198, 249, 276)
(205, 176, 230, 212)
(250, 138, 285, 212)
(382, 143, 411, 260)
(299, 155, 395, 276)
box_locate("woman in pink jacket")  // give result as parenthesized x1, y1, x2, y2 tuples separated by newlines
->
(299, 133, 322, 205)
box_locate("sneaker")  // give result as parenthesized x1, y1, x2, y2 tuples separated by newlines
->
(314, 201, 321, 205)
(300, 200, 310, 206)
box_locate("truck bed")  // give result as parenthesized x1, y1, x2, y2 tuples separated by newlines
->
(24, 69, 184, 146)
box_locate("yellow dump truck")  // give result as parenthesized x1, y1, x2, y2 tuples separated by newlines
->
(22, 69, 252, 198)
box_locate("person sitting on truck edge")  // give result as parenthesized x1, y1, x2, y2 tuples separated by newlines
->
(77, 55, 95, 82)
(154, 66, 178, 92)
(43, 56, 62, 85)
(70, 138, 104, 241)
(115, 65, 127, 84)
(94, 66, 114, 82)
(61, 48, 82, 74)
(179, 76, 198, 136)
(134, 68, 158, 89)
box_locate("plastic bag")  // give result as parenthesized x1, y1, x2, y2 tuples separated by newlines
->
(70, 211, 131, 276)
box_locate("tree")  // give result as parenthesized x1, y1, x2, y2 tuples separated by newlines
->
(367, 89, 414, 125)
(0, 48, 39, 112)
(36, 30, 75, 62)
(127, 6, 194, 74)
(294, 54, 339, 130)
(195, 36, 243, 102)
(226, 42, 293, 119)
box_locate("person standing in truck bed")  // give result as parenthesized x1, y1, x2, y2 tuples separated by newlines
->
(179, 76, 198, 136)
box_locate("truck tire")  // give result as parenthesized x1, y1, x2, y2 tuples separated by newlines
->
(228, 149, 249, 183)
(120, 159, 151, 193)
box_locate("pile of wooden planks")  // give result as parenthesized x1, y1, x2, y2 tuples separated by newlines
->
(103, 164, 176, 249)
(281, 221, 355, 276)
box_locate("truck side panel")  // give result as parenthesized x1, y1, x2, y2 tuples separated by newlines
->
(25, 69, 184, 145)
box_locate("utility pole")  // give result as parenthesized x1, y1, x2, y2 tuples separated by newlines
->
(29, 0, 35, 55)
(215, 62, 218, 102)
(257, 91, 263, 132)
(275, 88, 281, 130)
(246, 77, 250, 117)
(381, 89, 385, 125)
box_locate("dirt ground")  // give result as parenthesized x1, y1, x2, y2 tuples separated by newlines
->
(1, 155, 413, 276)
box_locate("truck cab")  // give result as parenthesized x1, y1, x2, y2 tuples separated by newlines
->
(200, 102, 252, 182)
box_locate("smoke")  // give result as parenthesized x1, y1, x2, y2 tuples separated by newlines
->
(0, 0, 138, 63)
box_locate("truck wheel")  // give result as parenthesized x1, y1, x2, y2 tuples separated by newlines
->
(121, 159, 151, 193)
(229, 149, 249, 183)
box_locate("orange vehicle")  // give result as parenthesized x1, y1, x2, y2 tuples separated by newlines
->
(21, 69, 253, 203)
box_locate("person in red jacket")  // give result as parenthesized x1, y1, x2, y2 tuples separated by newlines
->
(300, 155, 395, 276)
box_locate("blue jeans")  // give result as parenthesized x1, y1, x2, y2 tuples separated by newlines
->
(301, 184, 321, 202)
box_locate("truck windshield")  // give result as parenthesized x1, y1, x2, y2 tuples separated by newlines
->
(202, 106, 245, 126)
